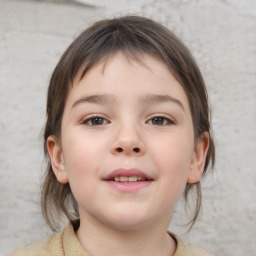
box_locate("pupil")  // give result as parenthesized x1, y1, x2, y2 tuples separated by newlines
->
(153, 117, 163, 125)
(92, 117, 103, 125)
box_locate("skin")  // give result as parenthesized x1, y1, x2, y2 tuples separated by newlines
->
(47, 52, 209, 256)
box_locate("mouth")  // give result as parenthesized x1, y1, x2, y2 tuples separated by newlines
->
(103, 168, 153, 192)
(108, 176, 150, 182)
(103, 168, 153, 182)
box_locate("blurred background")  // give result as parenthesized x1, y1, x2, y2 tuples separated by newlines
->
(0, 0, 255, 255)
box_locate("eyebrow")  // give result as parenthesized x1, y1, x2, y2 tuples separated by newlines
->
(72, 94, 185, 112)
(139, 94, 185, 112)
(72, 94, 115, 108)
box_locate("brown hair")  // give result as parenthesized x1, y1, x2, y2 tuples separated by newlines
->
(42, 15, 215, 231)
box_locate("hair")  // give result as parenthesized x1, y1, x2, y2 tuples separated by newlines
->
(41, 15, 215, 231)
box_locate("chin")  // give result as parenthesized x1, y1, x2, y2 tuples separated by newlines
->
(100, 210, 154, 231)
(108, 219, 150, 231)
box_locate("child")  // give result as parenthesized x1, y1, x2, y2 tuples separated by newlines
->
(9, 15, 215, 256)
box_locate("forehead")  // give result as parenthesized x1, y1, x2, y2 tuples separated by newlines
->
(73, 51, 178, 86)
(66, 52, 191, 113)
(72, 52, 180, 89)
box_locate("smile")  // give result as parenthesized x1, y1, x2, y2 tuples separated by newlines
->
(110, 176, 148, 182)
(103, 168, 153, 192)
(103, 168, 153, 181)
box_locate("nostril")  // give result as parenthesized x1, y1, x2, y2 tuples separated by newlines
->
(114, 147, 141, 153)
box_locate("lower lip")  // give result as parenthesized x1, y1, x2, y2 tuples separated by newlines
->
(104, 181, 153, 192)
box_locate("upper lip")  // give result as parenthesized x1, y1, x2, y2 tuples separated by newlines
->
(103, 168, 154, 181)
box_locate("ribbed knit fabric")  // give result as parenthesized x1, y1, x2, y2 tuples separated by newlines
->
(8, 222, 213, 256)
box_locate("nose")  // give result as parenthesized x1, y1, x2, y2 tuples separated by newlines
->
(111, 125, 145, 156)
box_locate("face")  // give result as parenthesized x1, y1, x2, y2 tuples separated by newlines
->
(48, 52, 208, 231)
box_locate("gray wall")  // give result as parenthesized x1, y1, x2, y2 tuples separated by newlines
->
(0, 0, 255, 255)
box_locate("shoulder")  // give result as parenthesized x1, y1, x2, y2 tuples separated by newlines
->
(7, 222, 88, 256)
(170, 232, 214, 256)
(7, 229, 65, 256)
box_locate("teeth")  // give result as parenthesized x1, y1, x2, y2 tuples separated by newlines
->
(112, 176, 147, 182)
(114, 177, 120, 182)
(120, 176, 128, 182)
(128, 176, 137, 182)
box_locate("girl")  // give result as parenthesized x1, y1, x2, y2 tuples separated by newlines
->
(9, 15, 215, 256)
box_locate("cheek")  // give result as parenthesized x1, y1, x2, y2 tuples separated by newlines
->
(150, 133, 194, 197)
(62, 142, 100, 206)
(63, 130, 106, 166)
(61, 132, 106, 188)
(152, 132, 194, 169)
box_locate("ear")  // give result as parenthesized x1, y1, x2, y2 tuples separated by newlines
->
(47, 135, 69, 184)
(187, 132, 209, 184)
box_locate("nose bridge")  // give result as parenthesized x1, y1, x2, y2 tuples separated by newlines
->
(112, 117, 145, 155)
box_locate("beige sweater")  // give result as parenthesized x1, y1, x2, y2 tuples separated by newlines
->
(8, 223, 213, 256)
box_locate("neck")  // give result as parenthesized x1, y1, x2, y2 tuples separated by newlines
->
(76, 214, 176, 256)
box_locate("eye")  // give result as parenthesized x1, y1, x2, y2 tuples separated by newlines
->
(82, 116, 109, 126)
(147, 116, 174, 126)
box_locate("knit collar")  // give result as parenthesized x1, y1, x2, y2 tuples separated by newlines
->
(62, 220, 196, 256)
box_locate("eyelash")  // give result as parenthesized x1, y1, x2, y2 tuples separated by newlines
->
(147, 116, 174, 126)
(82, 115, 109, 126)
(81, 115, 174, 126)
